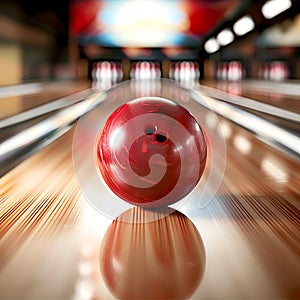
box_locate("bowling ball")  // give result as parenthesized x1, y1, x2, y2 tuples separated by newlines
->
(97, 97, 207, 208)
(100, 207, 206, 299)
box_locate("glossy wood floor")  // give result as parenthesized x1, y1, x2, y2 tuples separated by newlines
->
(202, 80, 300, 113)
(0, 80, 299, 299)
(0, 80, 90, 119)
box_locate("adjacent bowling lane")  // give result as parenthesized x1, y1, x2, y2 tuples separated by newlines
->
(198, 80, 300, 136)
(0, 80, 90, 120)
(0, 80, 299, 299)
(202, 80, 300, 114)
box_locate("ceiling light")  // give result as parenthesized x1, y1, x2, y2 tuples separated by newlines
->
(204, 38, 219, 53)
(217, 29, 234, 46)
(233, 15, 255, 36)
(261, 0, 292, 19)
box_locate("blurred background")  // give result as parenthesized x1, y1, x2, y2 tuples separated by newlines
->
(0, 0, 299, 85)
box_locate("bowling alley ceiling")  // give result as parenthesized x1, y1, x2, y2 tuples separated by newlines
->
(1, 0, 299, 58)
(70, 0, 245, 47)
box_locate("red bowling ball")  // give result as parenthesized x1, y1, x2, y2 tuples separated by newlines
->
(97, 97, 207, 208)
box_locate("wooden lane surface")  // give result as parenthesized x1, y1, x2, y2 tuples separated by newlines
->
(202, 80, 300, 114)
(0, 101, 299, 298)
(0, 81, 90, 120)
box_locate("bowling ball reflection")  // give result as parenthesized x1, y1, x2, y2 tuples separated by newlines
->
(100, 207, 206, 299)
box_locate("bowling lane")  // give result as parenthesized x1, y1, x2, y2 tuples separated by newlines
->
(198, 80, 300, 135)
(201, 80, 300, 114)
(0, 80, 90, 120)
(0, 88, 107, 176)
(0, 81, 299, 299)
